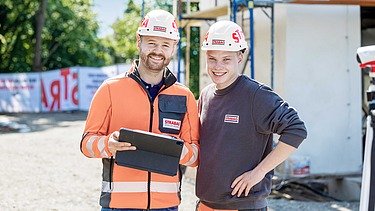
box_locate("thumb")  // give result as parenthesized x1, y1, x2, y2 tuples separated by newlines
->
(111, 131, 120, 140)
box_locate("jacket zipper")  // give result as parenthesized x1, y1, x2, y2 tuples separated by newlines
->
(109, 157, 114, 190)
(147, 102, 154, 210)
(147, 87, 167, 210)
(129, 71, 169, 210)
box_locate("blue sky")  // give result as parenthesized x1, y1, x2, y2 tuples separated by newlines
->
(94, 0, 169, 37)
(93, 0, 141, 37)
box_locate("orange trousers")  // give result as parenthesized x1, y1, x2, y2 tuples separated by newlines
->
(196, 202, 267, 211)
(196, 202, 237, 211)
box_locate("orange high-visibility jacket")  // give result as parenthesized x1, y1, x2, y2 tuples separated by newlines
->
(80, 61, 199, 209)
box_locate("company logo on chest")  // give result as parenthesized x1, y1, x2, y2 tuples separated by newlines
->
(163, 118, 181, 130)
(224, 114, 240, 124)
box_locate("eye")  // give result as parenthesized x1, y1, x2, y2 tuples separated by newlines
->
(223, 58, 231, 62)
(163, 44, 171, 48)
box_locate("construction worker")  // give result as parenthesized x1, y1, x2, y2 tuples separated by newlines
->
(80, 10, 199, 210)
(195, 20, 307, 211)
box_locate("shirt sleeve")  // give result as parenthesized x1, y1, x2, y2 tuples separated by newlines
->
(179, 91, 200, 167)
(80, 82, 113, 158)
(252, 85, 307, 148)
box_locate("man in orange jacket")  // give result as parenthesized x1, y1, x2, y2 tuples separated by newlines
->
(80, 9, 199, 210)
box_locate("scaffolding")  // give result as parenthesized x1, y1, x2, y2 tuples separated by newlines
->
(231, 0, 278, 83)
(176, 0, 375, 88)
(177, 0, 280, 87)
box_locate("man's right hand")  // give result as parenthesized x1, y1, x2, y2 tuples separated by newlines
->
(108, 131, 136, 156)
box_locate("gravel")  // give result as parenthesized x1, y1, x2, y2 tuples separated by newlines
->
(0, 112, 359, 210)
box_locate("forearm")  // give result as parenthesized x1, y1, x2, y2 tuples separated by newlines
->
(253, 141, 297, 175)
(81, 82, 113, 158)
(81, 133, 112, 158)
(179, 92, 200, 167)
(180, 142, 199, 166)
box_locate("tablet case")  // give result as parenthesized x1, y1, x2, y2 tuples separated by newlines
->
(115, 128, 184, 176)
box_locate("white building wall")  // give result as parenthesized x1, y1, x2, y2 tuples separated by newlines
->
(280, 4, 362, 174)
(198, 2, 362, 174)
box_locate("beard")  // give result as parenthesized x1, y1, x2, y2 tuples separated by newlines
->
(139, 51, 172, 72)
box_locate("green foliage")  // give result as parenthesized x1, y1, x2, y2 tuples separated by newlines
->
(125, 0, 140, 14)
(0, 0, 39, 72)
(110, 0, 141, 64)
(152, 0, 173, 12)
(0, 0, 111, 73)
(0, 0, 202, 75)
(189, 27, 200, 99)
(43, 0, 110, 70)
(179, 1, 199, 14)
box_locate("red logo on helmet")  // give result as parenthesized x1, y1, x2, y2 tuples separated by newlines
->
(212, 39, 225, 45)
(154, 26, 167, 32)
(172, 20, 177, 29)
(204, 32, 209, 42)
(141, 18, 149, 27)
(232, 29, 244, 43)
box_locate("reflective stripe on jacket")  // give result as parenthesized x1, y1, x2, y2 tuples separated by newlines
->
(80, 60, 200, 209)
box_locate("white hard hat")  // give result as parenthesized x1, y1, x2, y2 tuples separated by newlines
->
(137, 10, 180, 41)
(202, 20, 248, 51)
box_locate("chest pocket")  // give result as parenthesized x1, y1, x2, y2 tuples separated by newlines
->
(158, 94, 187, 135)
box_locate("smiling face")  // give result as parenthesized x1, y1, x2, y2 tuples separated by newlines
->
(137, 35, 177, 74)
(206, 50, 243, 90)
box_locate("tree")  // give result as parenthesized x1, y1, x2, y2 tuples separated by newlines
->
(42, 0, 111, 70)
(0, 0, 39, 72)
(125, 0, 140, 14)
(33, 0, 47, 71)
(0, 0, 111, 73)
(184, 27, 200, 99)
(109, 0, 142, 63)
(152, 0, 173, 12)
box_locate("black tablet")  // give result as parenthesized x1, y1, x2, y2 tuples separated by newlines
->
(115, 128, 184, 176)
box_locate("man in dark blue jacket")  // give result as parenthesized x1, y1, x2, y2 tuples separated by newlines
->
(196, 20, 308, 211)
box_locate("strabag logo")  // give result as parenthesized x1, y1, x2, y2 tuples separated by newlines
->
(163, 118, 181, 130)
(212, 39, 225, 45)
(154, 26, 167, 32)
(224, 114, 239, 124)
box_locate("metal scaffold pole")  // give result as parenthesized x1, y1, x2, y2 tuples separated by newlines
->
(177, 0, 182, 82)
(141, 0, 145, 18)
(271, 4, 274, 88)
(231, 0, 238, 22)
(248, 0, 254, 79)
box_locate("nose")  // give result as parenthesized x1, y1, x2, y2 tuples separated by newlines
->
(211, 61, 224, 70)
(153, 44, 163, 54)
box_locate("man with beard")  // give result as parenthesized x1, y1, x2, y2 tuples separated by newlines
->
(80, 10, 199, 211)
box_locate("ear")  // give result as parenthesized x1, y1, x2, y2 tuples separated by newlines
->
(168, 40, 178, 56)
(136, 34, 141, 50)
(237, 52, 244, 63)
(172, 40, 178, 52)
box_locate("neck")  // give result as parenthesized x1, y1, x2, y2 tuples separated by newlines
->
(216, 74, 240, 90)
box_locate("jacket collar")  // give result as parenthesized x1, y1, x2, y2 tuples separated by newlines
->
(128, 59, 177, 89)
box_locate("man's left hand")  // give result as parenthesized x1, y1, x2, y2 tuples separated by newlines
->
(230, 169, 265, 197)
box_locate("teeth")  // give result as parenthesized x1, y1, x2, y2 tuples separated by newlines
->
(150, 56, 163, 60)
(213, 72, 226, 76)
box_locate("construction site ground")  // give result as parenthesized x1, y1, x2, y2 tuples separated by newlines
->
(0, 112, 359, 210)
